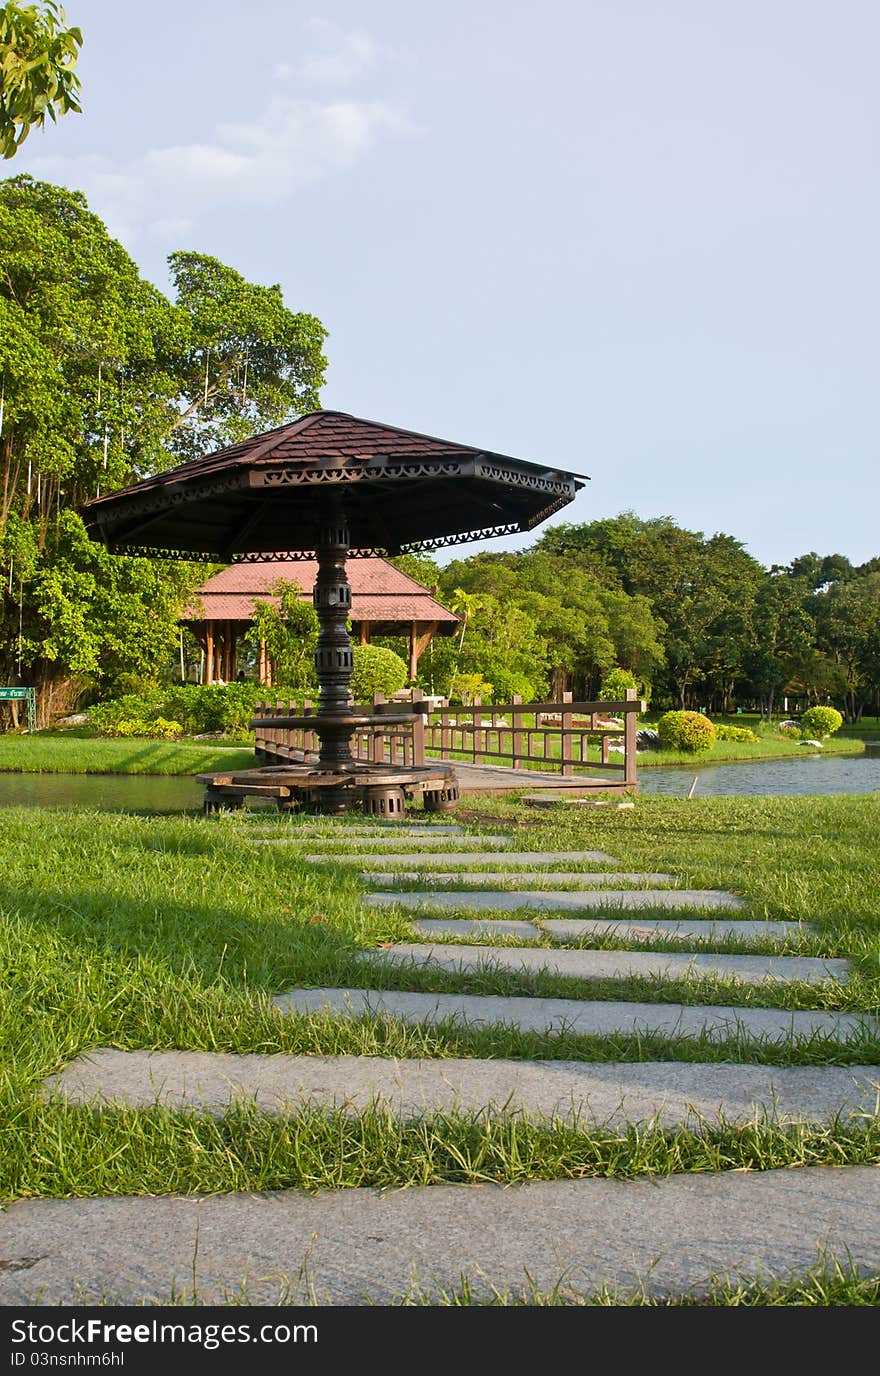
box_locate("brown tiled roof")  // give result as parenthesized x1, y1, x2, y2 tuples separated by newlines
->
(113, 411, 511, 490)
(183, 556, 458, 628)
(83, 409, 587, 559)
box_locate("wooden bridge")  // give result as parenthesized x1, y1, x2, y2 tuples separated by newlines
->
(251, 689, 643, 794)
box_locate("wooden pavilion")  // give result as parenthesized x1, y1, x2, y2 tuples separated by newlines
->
(182, 555, 459, 685)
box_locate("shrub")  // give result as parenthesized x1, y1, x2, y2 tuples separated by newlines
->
(350, 645, 409, 701)
(714, 724, 759, 743)
(657, 710, 717, 752)
(449, 673, 494, 705)
(90, 684, 266, 739)
(800, 706, 843, 739)
(103, 717, 183, 740)
(486, 668, 537, 702)
(599, 668, 639, 703)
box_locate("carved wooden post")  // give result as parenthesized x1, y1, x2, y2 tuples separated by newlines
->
(313, 498, 354, 767)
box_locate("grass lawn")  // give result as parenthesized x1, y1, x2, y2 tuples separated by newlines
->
(0, 735, 255, 775)
(1, 792, 879, 1209)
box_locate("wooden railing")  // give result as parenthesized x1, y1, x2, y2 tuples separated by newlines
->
(253, 695, 426, 767)
(253, 689, 643, 786)
(425, 690, 644, 784)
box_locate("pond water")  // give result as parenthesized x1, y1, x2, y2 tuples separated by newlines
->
(637, 753, 880, 798)
(0, 754, 877, 812)
(0, 772, 203, 812)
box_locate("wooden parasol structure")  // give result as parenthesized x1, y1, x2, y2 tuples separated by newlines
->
(82, 410, 586, 812)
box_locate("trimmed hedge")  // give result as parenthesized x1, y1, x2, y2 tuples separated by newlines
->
(800, 706, 843, 739)
(657, 710, 717, 752)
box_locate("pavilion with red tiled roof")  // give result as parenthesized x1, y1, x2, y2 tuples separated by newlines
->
(183, 556, 458, 685)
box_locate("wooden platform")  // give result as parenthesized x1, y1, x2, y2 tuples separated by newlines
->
(434, 761, 637, 795)
(196, 761, 460, 816)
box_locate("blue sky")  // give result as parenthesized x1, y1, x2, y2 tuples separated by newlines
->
(13, 0, 879, 567)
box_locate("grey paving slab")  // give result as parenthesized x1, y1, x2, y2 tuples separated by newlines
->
(301, 836, 514, 854)
(411, 919, 541, 938)
(2, 1166, 879, 1304)
(411, 918, 809, 946)
(43, 1050, 880, 1129)
(366, 888, 745, 910)
(364, 871, 674, 887)
(322, 850, 621, 866)
(250, 826, 465, 838)
(361, 942, 848, 987)
(274, 987, 876, 1044)
(541, 918, 810, 943)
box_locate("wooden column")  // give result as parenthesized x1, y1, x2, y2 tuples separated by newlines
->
(205, 625, 214, 684)
(359, 623, 371, 646)
(409, 621, 438, 680)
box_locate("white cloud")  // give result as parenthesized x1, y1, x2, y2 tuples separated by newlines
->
(273, 18, 394, 87)
(27, 96, 419, 245)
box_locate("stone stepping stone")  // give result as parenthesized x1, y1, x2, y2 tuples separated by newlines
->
(5, 1165, 878, 1304)
(410, 918, 811, 946)
(321, 850, 621, 866)
(364, 870, 673, 887)
(43, 1050, 880, 1129)
(302, 836, 514, 854)
(365, 889, 745, 910)
(274, 987, 874, 1043)
(412, 919, 542, 939)
(361, 943, 848, 987)
(251, 826, 465, 839)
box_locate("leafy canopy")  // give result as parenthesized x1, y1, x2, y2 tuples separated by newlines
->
(0, 2, 81, 158)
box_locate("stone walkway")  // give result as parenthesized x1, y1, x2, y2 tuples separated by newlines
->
(16, 816, 879, 1306)
(3, 1168, 879, 1305)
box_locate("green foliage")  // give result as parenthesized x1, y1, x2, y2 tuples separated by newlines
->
(101, 716, 183, 741)
(90, 683, 268, 739)
(350, 644, 408, 700)
(657, 710, 717, 752)
(449, 672, 494, 705)
(243, 580, 318, 694)
(0, 1, 81, 159)
(714, 724, 759, 743)
(165, 252, 326, 462)
(387, 553, 443, 591)
(598, 667, 638, 701)
(800, 705, 844, 739)
(0, 176, 326, 718)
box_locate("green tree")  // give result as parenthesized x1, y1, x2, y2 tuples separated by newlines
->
(0, 1, 81, 159)
(813, 572, 880, 720)
(244, 580, 318, 694)
(164, 252, 326, 461)
(0, 176, 327, 719)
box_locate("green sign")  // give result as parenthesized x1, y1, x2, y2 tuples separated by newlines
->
(0, 688, 31, 699)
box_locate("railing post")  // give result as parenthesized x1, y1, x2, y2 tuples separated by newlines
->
(411, 687, 426, 767)
(440, 706, 450, 759)
(561, 690, 573, 776)
(372, 692, 386, 763)
(511, 695, 523, 766)
(472, 696, 483, 764)
(624, 688, 639, 787)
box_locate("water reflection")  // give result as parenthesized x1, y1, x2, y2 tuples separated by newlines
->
(638, 754, 880, 797)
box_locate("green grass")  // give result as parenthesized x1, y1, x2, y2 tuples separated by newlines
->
(0, 735, 255, 775)
(0, 793, 878, 1214)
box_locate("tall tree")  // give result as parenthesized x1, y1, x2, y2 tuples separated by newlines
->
(0, 1, 81, 158)
(0, 175, 327, 719)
